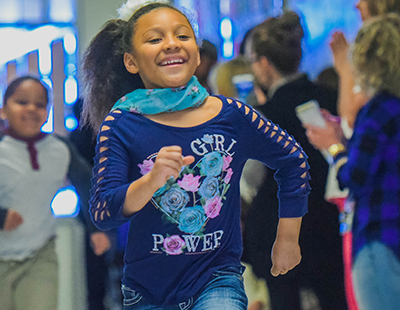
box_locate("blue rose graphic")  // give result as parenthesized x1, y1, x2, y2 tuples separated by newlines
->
(178, 205, 206, 233)
(160, 188, 189, 214)
(200, 151, 223, 176)
(199, 176, 219, 199)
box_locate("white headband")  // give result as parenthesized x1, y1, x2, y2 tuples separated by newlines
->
(117, 0, 170, 21)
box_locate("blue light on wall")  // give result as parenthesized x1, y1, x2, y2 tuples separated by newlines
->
(0, 25, 79, 133)
(64, 76, 78, 105)
(42, 105, 54, 133)
(63, 32, 77, 55)
(38, 44, 52, 77)
(0, 0, 78, 132)
(62, 29, 79, 132)
(51, 185, 80, 218)
(220, 17, 234, 59)
(65, 115, 78, 131)
(41, 77, 54, 134)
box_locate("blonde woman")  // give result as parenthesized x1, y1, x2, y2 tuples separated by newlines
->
(331, 0, 400, 128)
(306, 14, 400, 310)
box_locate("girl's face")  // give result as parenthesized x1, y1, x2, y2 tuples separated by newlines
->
(124, 8, 200, 89)
(356, 0, 372, 22)
(1, 80, 48, 138)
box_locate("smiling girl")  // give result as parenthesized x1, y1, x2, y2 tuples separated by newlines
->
(81, 1, 311, 309)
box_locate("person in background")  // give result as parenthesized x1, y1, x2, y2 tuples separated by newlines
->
(315, 67, 339, 93)
(0, 75, 109, 310)
(212, 28, 258, 106)
(330, 0, 400, 128)
(80, 1, 311, 309)
(70, 98, 114, 310)
(194, 39, 218, 95)
(315, 66, 358, 310)
(244, 11, 348, 310)
(305, 13, 400, 310)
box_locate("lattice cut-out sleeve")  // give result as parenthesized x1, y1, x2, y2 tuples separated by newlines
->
(226, 97, 311, 218)
(89, 110, 134, 230)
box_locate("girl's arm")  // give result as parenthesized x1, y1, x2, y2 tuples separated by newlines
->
(271, 217, 302, 277)
(122, 146, 194, 216)
(234, 100, 311, 218)
(89, 112, 194, 230)
(230, 98, 310, 275)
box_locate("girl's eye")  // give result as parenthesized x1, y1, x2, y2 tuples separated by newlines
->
(17, 100, 27, 106)
(149, 38, 162, 43)
(178, 35, 190, 40)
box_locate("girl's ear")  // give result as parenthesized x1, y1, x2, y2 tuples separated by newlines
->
(196, 47, 201, 68)
(124, 52, 139, 74)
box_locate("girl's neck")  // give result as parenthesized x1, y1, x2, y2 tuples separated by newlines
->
(4, 128, 47, 143)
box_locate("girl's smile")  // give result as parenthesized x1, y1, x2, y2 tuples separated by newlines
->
(124, 8, 200, 89)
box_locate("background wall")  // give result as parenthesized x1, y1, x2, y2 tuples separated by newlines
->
(287, 0, 361, 78)
(0, 0, 363, 129)
(76, 0, 123, 58)
(75, 0, 362, 80)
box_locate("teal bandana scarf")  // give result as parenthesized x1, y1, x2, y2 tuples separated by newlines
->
(112, 76, 209, 114)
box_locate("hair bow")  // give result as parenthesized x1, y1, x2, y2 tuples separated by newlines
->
(117, 0, 170, 21)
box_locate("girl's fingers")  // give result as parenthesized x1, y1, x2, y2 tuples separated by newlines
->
(270, 265, 279, 277)
(155, 147, 195, 182)
(270, 265, 288, 277)
(182, 155, 195, 166)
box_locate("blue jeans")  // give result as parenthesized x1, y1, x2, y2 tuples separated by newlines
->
(352, 241, 400, 310)
(122, 266, 248, 310)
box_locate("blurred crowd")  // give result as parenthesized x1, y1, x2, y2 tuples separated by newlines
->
(1, 0, 400, 310)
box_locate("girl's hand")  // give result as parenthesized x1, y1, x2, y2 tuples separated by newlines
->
(3, 209, 24, 231)
(304, 110, 344, 150)
(330, 31, 350, 74)
(149, 146, 195, 189)
(270, 238, 301, 277)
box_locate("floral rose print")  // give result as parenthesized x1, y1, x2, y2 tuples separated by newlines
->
(201, 134, 214, 144)
(222, 155, 233, 170)
(178, 174, 201, 192)
(199, 176, 219, 199)
(138, 159, 154, 175)
(160, 188, 190, 214)
(129, 107, 139, 114)
(224, 168, 233, 184)
(178, 205, 206, 233)
(147, 137, 236, 238)
(204, 196, 222, 218)
(163, 235, 186, 255)
(201, 151, 223, 176)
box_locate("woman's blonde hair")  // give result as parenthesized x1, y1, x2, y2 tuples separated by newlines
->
(352, 13, 400, 97)
(366, 0, 400, 16)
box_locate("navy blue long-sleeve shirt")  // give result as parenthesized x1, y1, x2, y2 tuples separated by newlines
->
(89, 95, 310, 305)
